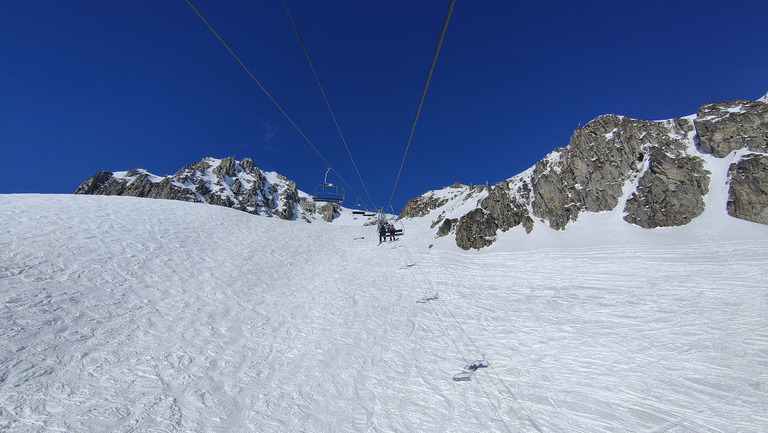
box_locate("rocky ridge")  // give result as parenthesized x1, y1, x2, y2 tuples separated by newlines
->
(401, 92, 768, 250)
(75, 157, 340, 222)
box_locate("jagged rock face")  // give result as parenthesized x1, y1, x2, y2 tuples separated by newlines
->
(695, 100, 768, 158)
(402, 93, 767, 249)
(623, 149, 710, 228)
(146, 178, 197, 202)
(75, 157, 320, 221)
(212, 156, 238, 178)
(455, 209, 497, 250)
(450, 181, 534, 250)
(479, 181, 531, 232)
(400, 192, 452, 218)
(727, 154, 768, 224)
(74, 171, 123, 195)
(274, 181, 299, 220)
(317, 203, 339, 222)
(436, 218, 457, 238)
(531, 115, 693, 230)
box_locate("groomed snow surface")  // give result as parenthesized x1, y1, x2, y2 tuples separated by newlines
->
(2, 194, 768, 432)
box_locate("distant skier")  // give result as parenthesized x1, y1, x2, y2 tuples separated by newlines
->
(378, 223, 387, 244)
(389, 224, 397, 242)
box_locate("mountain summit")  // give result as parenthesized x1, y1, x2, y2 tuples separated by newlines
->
(75, 156, 340, 222)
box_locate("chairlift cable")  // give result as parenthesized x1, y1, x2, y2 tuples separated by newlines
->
(282, 0, 376, 210)
(394, 240, 521, 429)
(389, 239, 516, 429)
(184, 0, 363, 204)
(387, 0, 456, 211)
(188, 2, 518, 426)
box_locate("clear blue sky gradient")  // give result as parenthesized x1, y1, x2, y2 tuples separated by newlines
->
(2, 1, 767, 211)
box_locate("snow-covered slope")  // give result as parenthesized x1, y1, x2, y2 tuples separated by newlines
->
(2, 194, 768, 432)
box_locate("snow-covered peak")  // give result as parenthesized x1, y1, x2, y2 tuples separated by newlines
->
(75, 156, 341, 222)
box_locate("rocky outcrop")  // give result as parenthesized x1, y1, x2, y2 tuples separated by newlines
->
(274, 181, 300, 220)
(455, 209, 497, 250)
(480, 181, 534, 233)
(695, 99, 768, 157)
(317, 203, 340, 222)
(727, 154, 768, 224)
(450, 181, 535, 250)
(212, 156, 238, 178)
(74, 171, 118, 195)
(400, 190, 455, 219)
(436, 218, 458, 238)
(75, 157, 326, 222)
(146, 177, 197, 202)
(623, 149, 710, 228)
(400, 92, 768, 250)
(531, 115, 694, 229)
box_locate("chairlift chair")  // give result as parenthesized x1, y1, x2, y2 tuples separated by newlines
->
(352, 198, 366, 215)
(312, 167, 345, 204)
(375, 209, 388, 226)
(375, 209, 405, 237)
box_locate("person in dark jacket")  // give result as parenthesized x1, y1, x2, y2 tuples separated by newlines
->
(378, 223, 387, 244)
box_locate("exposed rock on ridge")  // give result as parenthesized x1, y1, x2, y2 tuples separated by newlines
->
(400, 92, 768, 250)
(401, 192, 452, 219)
(75, 157, 332, 222)
(532, 115, 698, 230)
(695, 100, 768, 157)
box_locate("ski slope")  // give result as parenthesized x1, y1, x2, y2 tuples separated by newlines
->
(2, 194, 768, 432)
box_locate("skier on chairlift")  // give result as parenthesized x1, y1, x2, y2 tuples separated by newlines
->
(378, 222, 387, 244)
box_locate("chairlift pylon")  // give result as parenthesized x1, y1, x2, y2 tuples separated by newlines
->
(312, 167, 345, 204)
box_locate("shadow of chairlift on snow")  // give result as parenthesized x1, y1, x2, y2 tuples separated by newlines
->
(413, 293, 490, 382)
(452, 357, 490, 382)
(416, 293, 438, 303)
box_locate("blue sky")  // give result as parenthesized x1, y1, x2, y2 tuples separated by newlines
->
(2, 1, 766, 211)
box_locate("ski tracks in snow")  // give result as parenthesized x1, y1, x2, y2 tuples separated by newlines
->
(417, 243, 768, 432)
(2, 195, 768, 432)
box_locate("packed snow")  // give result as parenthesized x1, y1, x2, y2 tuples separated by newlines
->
(2, 193, 768, 432)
